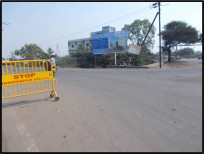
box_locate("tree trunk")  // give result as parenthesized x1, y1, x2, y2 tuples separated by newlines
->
(168, 47, 171, 63)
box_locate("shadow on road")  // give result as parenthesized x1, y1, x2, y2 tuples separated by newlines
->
(2, 97, 53, 109)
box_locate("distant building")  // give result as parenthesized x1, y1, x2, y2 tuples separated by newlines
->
(68, 26, 116, 54)
(68, 38, 92, 54)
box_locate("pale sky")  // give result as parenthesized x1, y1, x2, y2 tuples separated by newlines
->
(2, 2, 202, 58)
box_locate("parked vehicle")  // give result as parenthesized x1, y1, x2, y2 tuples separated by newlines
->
(171, 56, 176, 61)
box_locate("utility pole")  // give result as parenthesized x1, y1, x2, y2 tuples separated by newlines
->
(56, 44, 60, 57)
(153, 2, 162, 68)
(140, 12, 159, 47)
(158, 2, 161, 68)
(144, 2, 162, 68)
(56, 44, 58, 55)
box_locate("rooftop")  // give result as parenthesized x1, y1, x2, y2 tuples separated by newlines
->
(68, 37, 91, 42)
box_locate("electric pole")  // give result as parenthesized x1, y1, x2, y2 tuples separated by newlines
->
(56, 44, 60, 57)
(158, 2, 161, 68)
(152, 2, 162, 68)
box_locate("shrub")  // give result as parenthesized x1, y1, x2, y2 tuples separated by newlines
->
(136, 46, 154, 66)
(71, 52, 111, 68)
(96, 54, 110, 68)
(71, 52, 94, 68)
(56, 47, 154, 68)
(55, 55, 76, 67)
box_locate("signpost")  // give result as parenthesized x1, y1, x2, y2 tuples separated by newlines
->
(128, 45, 141, 55)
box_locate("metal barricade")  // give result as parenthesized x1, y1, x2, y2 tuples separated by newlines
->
(2, 60, 59, 101)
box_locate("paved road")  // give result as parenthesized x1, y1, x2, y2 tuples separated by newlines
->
(180, 57, 202, 62)
(2, 59, 202, 152)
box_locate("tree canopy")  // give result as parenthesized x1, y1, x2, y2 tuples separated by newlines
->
(122, 19, 156, 49)
(47, 47, 57, 58)
(47, 47, 55, 55)
(122, 19, 155, 66)
(14, 44, 49, 60)
(177, 48, 195, 58)
(161, 21, 200, 62)
(199, 33, 202, 42)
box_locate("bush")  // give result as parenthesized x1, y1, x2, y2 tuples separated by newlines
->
(71, 52, 111, 68)
(71, 52, 94, 68)
(136, 46, 154, 66)
(55, 47, 154, 68)
(113, 48, 154, 66)
(178, 48, 195, 58)
(55, 55, 76, 67)
(96, 54, 110, 68)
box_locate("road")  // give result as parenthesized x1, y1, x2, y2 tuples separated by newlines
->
(2, 58, 202, 152)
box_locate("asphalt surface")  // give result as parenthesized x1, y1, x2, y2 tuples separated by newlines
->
(2, 58, 202, 152)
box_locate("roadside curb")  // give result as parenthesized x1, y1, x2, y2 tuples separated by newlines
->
(106, 65, 149, 68)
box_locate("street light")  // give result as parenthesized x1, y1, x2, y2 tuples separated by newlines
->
(153, 3, 157, 8)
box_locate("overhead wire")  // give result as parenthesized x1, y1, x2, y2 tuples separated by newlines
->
(3, 5, 154, 48)
(35, 6, 152, 44)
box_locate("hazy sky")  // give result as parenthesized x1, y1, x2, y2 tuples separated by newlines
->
(2, 2, 202, 58)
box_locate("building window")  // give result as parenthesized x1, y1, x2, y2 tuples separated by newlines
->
(86, 43, 89, 47)
(72, 45, 74, 48)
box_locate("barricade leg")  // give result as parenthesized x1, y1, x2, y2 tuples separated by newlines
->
(50, 79, 59, 101)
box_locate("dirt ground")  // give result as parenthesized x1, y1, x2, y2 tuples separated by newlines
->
(146, 59, 202, 69)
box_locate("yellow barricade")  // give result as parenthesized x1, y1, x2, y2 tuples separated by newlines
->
(2, 60, 59, 101)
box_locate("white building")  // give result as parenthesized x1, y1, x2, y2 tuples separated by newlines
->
(68, 26, 116, 54)
(68, 38, 92, 54)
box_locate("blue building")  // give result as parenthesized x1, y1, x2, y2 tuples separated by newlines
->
(68, 26, 116, 54)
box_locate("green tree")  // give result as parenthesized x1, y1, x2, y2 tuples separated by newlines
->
(161, 21, 199, 62)
(9, 51, 17, 61)
(122, 19, 156, 48)
(199, 33, 202, 42)
(71, 51, 94, 68)
(14, 44, 48, 60)
(41, 51, 50, 59)
(122, 19, 156, 66)
(178, 48, 195, 58)
(55, 55, 76, 67)
(137, 46, 154, 66)
(46, 47, 57, 58)
(71, 43, 110, 68)
(47, 47, 54, 55)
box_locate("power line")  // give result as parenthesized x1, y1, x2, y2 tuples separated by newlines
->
(3, 5, 153, 48)
(35, 6, 151, 44)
